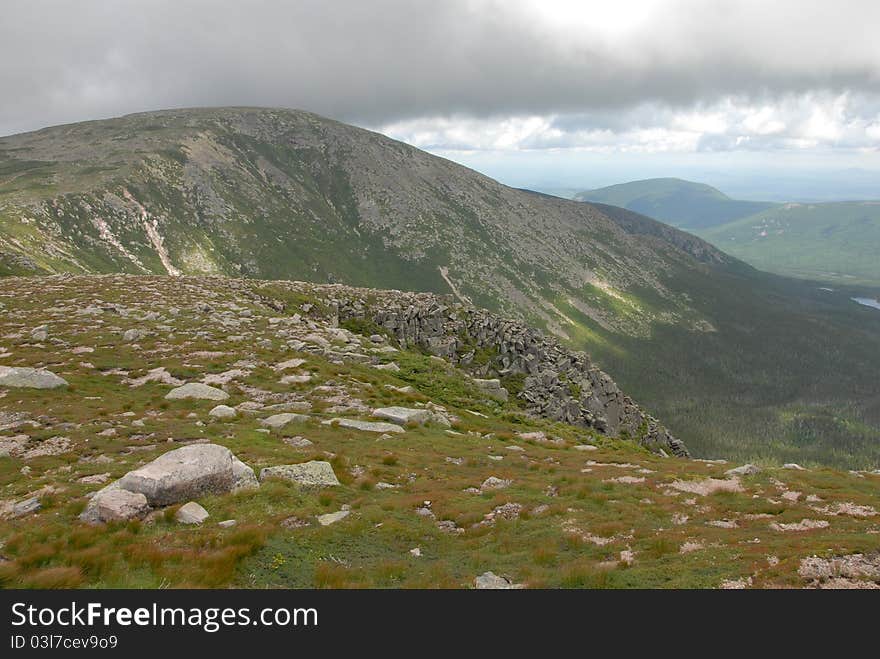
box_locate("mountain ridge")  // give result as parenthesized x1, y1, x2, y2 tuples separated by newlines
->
(2, 108, 880, 467)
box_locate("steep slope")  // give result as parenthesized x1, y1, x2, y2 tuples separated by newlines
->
(0, 275, 877, 589)
(701, 201, 880, 286)
(574, 178, 776, 230)
(2, 108, 880, 466)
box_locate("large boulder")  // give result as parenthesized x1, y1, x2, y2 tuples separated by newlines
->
(79, 483, 151, 524)
(0, 366, 68, 389)
(165, 383, 229, 401)
(372, 407, 431, 425)
(118, 444, 235, 506)
(259, 461, 340, 487)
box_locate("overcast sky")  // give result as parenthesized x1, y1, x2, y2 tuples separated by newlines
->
(2, 0, 879, 198)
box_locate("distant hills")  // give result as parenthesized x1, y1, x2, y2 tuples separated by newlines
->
(575, 178, 880, 285)
(573, 178, 776, 230)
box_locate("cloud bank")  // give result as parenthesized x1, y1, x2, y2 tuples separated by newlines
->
(1, 0, 879, 158)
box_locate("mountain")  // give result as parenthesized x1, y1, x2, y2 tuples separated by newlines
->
(701, 201, 880, 286)
(0, 274, 877, 589)
(2, 108, 880, 467)
(574, 178, 880, 286)
(574, 178, 777, 230)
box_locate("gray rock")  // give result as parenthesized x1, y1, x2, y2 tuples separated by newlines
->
(783, 463, 806, 471)
(0, 366, 68, 389)
(218, 519, 237, 528)
(474, 571, 524, 589)
(118, 444, 236, 506)
(123, 328, 145, 343)
(323, 418, 405, 434)
(283, 436, 314, 448)
(725, 464, 761, 477)
(371, 406, 431, 425)
(259, 461, 340, 487)
(232, 456, 259, 491)
(209, 404, 237, 420)
(480, 476, 512, 491)
(175, 501, 209, 524)
(473, 378, 509, 402)
(165, 383, 229, 401)
(12, 496, 41, 518)
(260, 413, 309, 429)
(317, 509, 350, 526)
(372, 362, 400, 372)
(79, 484, 151, 524)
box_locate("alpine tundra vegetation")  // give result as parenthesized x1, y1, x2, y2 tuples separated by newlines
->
(0, 275, 877, 589)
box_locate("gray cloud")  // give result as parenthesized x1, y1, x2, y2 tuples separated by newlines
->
(1, 0, 879, 144)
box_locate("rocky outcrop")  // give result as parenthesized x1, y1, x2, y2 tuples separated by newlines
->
(316, 287, 687, 456)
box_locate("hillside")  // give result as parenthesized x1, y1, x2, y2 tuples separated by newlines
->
(573, 178, 776, 230)
(0, 275, 877, 589)
(2, 108, 880, 467)
(701, 201, 880, 286)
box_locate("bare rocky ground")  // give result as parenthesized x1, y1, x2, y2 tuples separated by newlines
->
(0, 274, 877, 589)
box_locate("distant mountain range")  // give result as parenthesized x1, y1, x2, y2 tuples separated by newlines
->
(2, 108, 880, 466)
(575, 178, 880, 285)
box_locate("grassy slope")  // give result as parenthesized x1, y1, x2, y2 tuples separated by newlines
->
(699, 202, 880, 286)
(0, 275, 877, 589)
(574, 178, 776, 230)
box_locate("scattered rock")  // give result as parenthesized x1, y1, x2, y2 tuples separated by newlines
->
(771, 518, 830, 532)
(79, 484, 151, 524)
(218, 519, 237, 528)
(259, 461, 340, 487)
(725, 464, 761, 477)
(317, 509, 350, 526)
(11, 497, 41, 518)
(175, 501, 209, 524)
(274, 358, 307, 371)
(474, 571, 523, 589)
(260, 413, 309, 429)
(209, 404, 237, 420)
(123, 328, 145, 343)
(0, 366, 68, 389)
(118, 444, 237, 506)
(669, 477, 743, 496)
(480, 476, 512, 491)
(372, 362, 400, 372)
(371, 406, 430, 425)
(783, 463, 806, 471)
(124, 367, 184, 387)
(324, 418, 405, 434)
(165, 383, 229, 401)
(473, 378, 509, 402)
(232, 456, 259, 491)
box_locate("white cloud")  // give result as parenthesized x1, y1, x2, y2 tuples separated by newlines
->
(382, 92, 880, 155)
